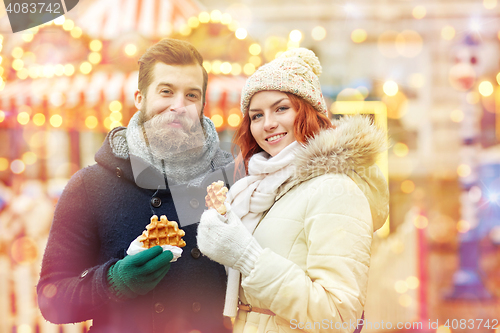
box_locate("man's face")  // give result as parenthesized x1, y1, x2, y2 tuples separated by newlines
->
(134, 62, 205, 124)
(134, 62, 206, 157)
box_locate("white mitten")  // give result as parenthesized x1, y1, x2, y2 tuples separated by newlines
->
(197, 207, 263, 276)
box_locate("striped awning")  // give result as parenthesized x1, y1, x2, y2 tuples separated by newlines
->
(74, 0, 201, 39)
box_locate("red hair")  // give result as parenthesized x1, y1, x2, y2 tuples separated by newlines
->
(232, 92, 334, 175)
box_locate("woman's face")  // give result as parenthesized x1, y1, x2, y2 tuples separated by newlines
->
(249, 91, 298, 157)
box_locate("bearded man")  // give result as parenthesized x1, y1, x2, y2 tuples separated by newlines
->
(37, 39, 235, 333)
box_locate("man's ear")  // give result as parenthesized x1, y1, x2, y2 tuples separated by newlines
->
(134, 90, 144, 110)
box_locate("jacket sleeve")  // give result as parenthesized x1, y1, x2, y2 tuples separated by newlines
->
(37, 169, 117, 324)
(241, 175, 373, 333)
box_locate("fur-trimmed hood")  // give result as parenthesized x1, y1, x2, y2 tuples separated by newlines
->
(279, 115, 390, 231)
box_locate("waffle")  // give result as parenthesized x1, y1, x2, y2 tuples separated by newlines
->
(205, 181, 228, 215)
(138, 215, 186, 248)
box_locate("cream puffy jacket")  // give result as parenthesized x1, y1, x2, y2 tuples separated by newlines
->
(234, 116, 389, 333)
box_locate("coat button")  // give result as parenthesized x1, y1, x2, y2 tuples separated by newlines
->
(192, 302, 201, 313)
(191, 247, 201, 259)
(80, 270, 89, 278)
(155, 302, 164, 313)
(116, 167, 123, 178)
(189, 199, 199, 208)
(151, 197, 161, 208)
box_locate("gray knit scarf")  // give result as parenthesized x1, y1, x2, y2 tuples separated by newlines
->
(111, 111, 232, 187)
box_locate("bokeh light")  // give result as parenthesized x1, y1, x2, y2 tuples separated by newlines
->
(50, 115, 63, 128)
(124, 44, 137, 56)
(228, 113, 241, 127)
(383, 81, 399, 96)
(406, 276, 420, 289)
(235, 28, 247, 40)
(210, 10, 222, 23)
(393, 142, 409, 157)
(0, 158, 8, 171)
(11, 236, 38, 264)
(436, 325, 452, 333)
(17, 112, 30, 125)
(312, 26, 326, 41)
(450, 109, 464, 123)
(11, 159, 26, 174)
(409, 73, 425, 89)
(22, 152, 37, 165)
(396, 30, 423, 57)
(243, 63, 256, 75)
(457, 164, 471, 177)
(249, 43, 261, 55)
(478, 81, 494, 96)
(457, 220, 471, 233)
(483, 0, 497, 9)
(109, 101, 122, 112)
(351, 29, 367, 43)
(289, 30, 303, 42)
(395, 280, 408, 293)
(398, 295, 412, 307)
(17, 324, 31, 333)
(401, 180, 415, 194)
(80, 62, 92, 74)
(85, 116, 98, 129)
(413, 215, 428, 229)
(441, 26, 455, 40)
(0, 111, 5, 123)
(412, 6, 427, 19)
(220, 62, 232, 74)
(198, 12, 210, 23)
(89, 40, 103, 52)
(211, 114, 223, 128)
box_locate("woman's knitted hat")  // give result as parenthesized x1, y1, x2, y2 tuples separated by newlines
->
(240, 48, 328, 115)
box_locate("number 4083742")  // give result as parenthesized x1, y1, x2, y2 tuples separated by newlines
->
(444, 319, 499, 330)
(6, 2, 62, 14)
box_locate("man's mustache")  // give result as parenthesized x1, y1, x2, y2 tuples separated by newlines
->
(147, 111, 195, 132)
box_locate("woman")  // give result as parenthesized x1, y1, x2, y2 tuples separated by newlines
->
(197, 48, 389, 333)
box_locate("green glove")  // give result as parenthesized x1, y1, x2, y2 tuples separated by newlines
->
(107, 246, 173, 299)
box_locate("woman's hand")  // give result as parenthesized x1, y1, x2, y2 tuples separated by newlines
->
(197, 206, 262, 276)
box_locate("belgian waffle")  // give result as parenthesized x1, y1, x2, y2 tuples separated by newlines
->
(205, 181, 228, 215)
(138, 215, 186, 248)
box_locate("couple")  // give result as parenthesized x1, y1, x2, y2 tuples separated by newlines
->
(37, 38, 389, 333)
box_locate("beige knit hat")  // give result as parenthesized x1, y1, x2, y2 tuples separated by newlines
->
(240, 48, 328, 115)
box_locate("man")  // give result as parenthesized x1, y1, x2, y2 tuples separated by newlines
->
(37, 39, 235, 333)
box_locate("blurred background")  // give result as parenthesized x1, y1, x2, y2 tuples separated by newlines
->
(0, 0, 500, 332)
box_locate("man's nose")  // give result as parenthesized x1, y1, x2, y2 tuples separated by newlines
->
(171, 94, 187, 113)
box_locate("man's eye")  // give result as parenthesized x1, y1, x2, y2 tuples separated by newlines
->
(187, 93, 198, 99)
(161, 89, 172, 94)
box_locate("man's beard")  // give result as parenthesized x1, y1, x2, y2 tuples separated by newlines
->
(140, 110, 206, 159)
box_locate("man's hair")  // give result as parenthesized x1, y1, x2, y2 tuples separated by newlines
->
(232, 92, 334, 174)
(138, 38, 208, 107)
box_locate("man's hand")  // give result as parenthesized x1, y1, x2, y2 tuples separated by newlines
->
(197, 208, 262, 276)
(107, 246, 173, 299)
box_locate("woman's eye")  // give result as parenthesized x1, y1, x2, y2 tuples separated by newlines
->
(277, 106, 289, 112)
(251, 113, 262, 121)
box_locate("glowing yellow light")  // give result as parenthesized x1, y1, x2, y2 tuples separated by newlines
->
(228, 21, 238, 32)
(401, 180, 415, 194)
(17, 112, 30, 125)
(441, 26, 455, 40)
(80, 62, 92, 74)
(124, 44, 137, 56)
(312, 26, 326, 41)
(231, 63, 242, 75)
(249, 43, 261, 56)
(211, 60, 221, 75)
(17, 324, 31, 333)
(497, 72, 500, 85)
(351, 29, 367, 43)
(198, 12, 210, 23)
(43, 65, 55, 78)
(414, 215, 428, 229)
(211, 114, 223, 128)
(202, 61, 211, 73)
(220, 62, 232, 75)
(249, 56, 261, 67)
(22, 34, 34, 42)
(188, 17, 199, 28)
(17, 68, 29, 80)
(54, 16, 65, 25)
(235, 28, 247, 40)
(50, 115, 63, 128)
(110, 121, 122, 129)
(71, 27, 83, 38)
(450, 109, 464, 122)
(393, 142, 409, 157)
(22, 152, 37, 165)
(110, 112, 122, 122)
(90, 40, 103, 52)
(289, 30, 302, 42)
(412, 6, 426, 19)
(479, 81, 494, 96)
(221, 13, 232, 25)
(457, 164, 471, 177)
(11, 159, 25, 174)
(436, 325, 452, 333)
(85, 116, 98, 129)
(466, 91, 480, 104)
(210, 10, 222, 23)
(395, 280, 408, 293)
(64, 64, 75, 76)
(398, 295, 412, 307)
(28, 66, 38, 78)
(383, 81, 399, 96)
(88, 52, 102, 64)
(12, 59, 24, 71)
(228, 114, 241, 127)
(33, 113, 45, 126)
(53, 64, 64, 76)
(0, 158, 8, 171)
(179, 25, 191, 36)
(0, 111, 5, 123)
(483, 0, 497, 9)
(406, 276, 420, 289)
(243, 63, 255, 76)
(0, 55, 2, 64)
(103, 117, 112, 130)
(12, 47, 24, 59)
(457, 220, 470, 233)
(109, 101, 122, 112)
(63, 19, 75, 31)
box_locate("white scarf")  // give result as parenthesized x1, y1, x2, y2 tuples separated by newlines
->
(223, 141, 301, 317)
